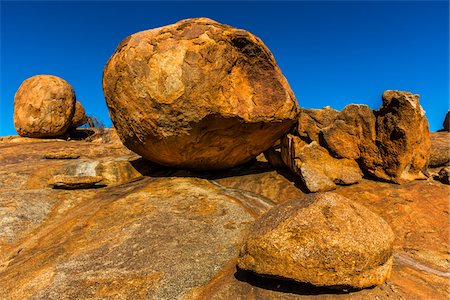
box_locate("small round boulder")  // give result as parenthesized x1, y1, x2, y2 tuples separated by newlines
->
(70, 101, 88, 129)
(103, 18, 299, 170)
(14, 75, 76, 137)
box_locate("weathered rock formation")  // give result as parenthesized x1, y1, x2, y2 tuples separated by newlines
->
(371, 90, 430, 182)
(274, 90, 431, 186)
(103, 17, 298, 170)
(281, 135, 362, 192)
(297, 106, 339, 143)
(70, 101, 88, 129)
(321, 104, 379, 164)
(238, 192, 394, 289)
(14, 75, 76, 137)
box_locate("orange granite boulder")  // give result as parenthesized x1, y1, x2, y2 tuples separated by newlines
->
(103, 18, 298, 170)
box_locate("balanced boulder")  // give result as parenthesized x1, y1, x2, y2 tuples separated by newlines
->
(103, 18, 298, 170)
(70, 101, 88, 129)
(14, 75, 76, 137)
(238, 192, 395, 289)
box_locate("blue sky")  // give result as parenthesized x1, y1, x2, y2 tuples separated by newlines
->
(1, 1, 449, 135)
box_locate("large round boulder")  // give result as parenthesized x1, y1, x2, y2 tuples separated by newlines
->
(14, 75, 76, 137)
(103, 18, 298, 170)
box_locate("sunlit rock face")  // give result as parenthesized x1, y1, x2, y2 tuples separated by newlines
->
(371, 90, 430, 182)
(238, 192, 395, 289)
(102, 17, 299, 170)
(14, 75, 76, 138)
(69, 101, 88, 129)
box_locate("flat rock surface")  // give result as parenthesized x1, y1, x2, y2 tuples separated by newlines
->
(0, 136, 448, 299)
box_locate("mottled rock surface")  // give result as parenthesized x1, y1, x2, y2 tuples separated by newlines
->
(70, 101, 88, 129)
(429, 132, 449, 167)
(0, 135, 448, 299)
(238, 193, 394, 289)
(297, 106, 339, 143)
(14, 75, 76, 137)
(321, 104, 378, 164)
(281, 135, 362, 192)
(372, 90, 430, 182)
(103, 18, 298, 170)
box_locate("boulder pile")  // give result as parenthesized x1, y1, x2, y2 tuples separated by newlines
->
(269, 90, 431, 191)
(102, 17, 299, 170)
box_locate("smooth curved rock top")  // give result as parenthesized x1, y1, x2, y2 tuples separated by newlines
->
(238, 192, 395, 289)
(14, 75, 76, 137)
(103, 18, 298, 170)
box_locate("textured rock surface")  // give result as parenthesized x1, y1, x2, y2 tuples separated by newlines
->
(103, 17, 298, 170)
(281, 135, 362, 192)
(70, 101, 88, 129)
(429, 132, 450, 167)
(297, 107, 339, 143)
(372, 90, 430, 182)
(48, 175, 105, 189)
(321, 104, 378, 165)
(14, 75, 76, 137)
(238, 192, 395, 289)
(0, 135, 448, 299)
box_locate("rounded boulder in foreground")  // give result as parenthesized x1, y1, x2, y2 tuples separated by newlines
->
(237, 192, 395, 289)
(14, 75, 76, 137)
(103, 18, 299, 170)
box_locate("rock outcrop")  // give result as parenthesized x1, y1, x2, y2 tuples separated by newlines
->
(103, 17, 298, 170)
(321, 104, 379, 164)
(238, 192, 395, 289)
(371, 90, 430, 182)
(297, 106, 339, 143)
(278, 91, 430, 186)
(281, 135, 362, 192)
(14, 75, 76, 137)
(70, 101, 88, 129)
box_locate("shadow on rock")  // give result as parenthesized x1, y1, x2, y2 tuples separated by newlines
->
(234, 267, 364, 295)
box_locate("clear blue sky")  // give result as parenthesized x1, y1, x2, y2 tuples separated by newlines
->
(1, 1, 449, 135)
